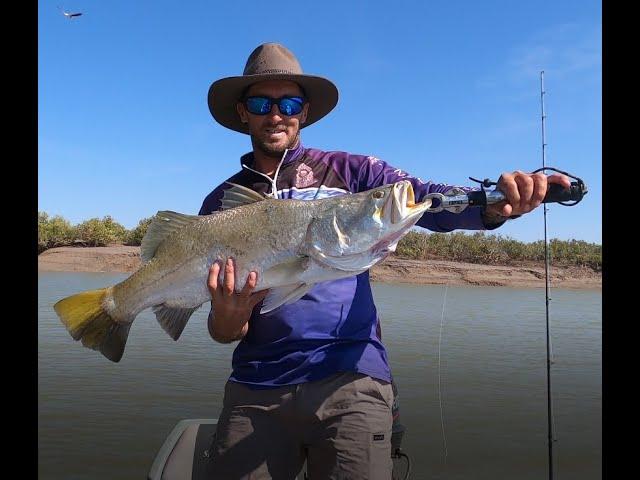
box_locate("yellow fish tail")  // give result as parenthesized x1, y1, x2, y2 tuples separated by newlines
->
(53, 287, 130, 362)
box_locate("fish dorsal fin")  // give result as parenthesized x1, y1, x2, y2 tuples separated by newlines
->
(220, 182, 269, 210)
(140, 211, 202, 262)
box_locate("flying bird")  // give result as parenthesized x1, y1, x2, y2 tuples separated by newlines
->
(58, 6, 83, 19)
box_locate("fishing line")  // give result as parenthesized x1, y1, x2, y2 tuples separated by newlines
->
(437, 283, 449, 463)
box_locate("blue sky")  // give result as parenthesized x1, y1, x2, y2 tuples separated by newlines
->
(38, 0, 601, 243)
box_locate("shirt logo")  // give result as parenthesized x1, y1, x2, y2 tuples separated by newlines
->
(373, 434, 385, 441)
(295, 163, 316, 188)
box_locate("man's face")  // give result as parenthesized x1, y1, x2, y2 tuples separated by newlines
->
(236, 80, 309, 158)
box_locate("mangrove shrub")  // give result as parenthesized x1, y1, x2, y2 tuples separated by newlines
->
(75, 216, 128, 247)
(125, 217, 153, 246)
(38, 212, 76, 253)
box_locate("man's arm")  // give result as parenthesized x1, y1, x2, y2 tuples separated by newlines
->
(207, 309, 249, 344)
(346, 155, 569, 231)
(342, 154, 496, 231)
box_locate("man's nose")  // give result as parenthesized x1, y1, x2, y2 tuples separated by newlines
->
(265, 104, 283, 121)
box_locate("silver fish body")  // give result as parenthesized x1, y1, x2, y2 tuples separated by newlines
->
(54, 180, 432, 362)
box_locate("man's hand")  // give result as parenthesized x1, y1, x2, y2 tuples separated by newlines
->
(207, 258, 269, 343)
(484, 170, 572, 219)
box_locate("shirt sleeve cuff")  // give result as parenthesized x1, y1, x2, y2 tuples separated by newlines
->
(481, 209, 509, 230)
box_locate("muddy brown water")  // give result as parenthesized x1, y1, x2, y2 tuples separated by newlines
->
(38, 272, 601, 479)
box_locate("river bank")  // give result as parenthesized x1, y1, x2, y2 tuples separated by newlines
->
(37, 245, 601, 290)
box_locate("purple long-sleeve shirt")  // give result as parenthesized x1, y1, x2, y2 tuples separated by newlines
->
(199, 143, 502, 388)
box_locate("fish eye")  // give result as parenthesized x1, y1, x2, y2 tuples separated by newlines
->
(372, 190, 385, 199)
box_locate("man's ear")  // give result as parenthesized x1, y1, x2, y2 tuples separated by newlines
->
(236, 102, 248, 123)
(300, 103, 309, 124)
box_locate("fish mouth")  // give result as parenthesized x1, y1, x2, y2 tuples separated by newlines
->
(389, 181, 432, 224)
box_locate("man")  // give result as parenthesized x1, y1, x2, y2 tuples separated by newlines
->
(199, 43, 569, 479)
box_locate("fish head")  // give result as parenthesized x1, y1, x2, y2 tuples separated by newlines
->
(308, 181, 433, 261)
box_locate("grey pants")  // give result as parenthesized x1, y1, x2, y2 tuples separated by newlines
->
(209, 371, 394, 479)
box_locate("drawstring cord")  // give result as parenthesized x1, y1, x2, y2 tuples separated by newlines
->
(241, 148, 289, 198)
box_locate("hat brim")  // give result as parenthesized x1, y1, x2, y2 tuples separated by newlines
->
(208, 73, 338, 134)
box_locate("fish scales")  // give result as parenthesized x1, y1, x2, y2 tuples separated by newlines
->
(112, 199, 316, 315)
(53, 181, 432, 362)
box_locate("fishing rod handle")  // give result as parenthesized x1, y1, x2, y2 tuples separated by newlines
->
(471, 181, 587, 206)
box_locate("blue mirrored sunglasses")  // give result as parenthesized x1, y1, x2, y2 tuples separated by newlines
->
(244, 96, 305, 116)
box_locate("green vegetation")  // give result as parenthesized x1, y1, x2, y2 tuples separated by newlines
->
(38, 212, 76, 253)
(124, 217, 154, 246)
(395, 231, 601, 271)
(75, 216, 128, 247)
(38, 212, 142, 252)
(37, 212, 602, 271)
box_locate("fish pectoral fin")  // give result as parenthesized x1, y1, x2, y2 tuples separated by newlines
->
(304, 217, 374, 272)
(260, 283, 312, 314)
(308, 245, 384, 272)
(261, 256, 309, 285)
(141, 211, 203, 262)
(220, 182, 269, 210)
(152, 304, 201, 340)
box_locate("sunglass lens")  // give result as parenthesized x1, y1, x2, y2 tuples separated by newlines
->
(246, 97, 272, 115)
(279, 98, 303, 115)
(245, 97, 303, 116)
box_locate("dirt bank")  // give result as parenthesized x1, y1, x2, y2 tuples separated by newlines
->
(38, 245, 601, 290)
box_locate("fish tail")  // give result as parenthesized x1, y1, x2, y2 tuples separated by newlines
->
(53, 287, 131, 363)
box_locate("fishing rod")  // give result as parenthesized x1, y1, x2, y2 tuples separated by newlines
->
(540, 69, 555, 480)
(420, 72, 586, 480)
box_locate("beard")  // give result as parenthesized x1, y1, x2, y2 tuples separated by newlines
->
(250, 130, 301, 159)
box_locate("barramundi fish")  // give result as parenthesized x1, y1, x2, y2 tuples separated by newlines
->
(54, 180, 433, 362)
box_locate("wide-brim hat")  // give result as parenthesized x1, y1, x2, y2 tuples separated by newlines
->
(208, 43, 339, 134)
